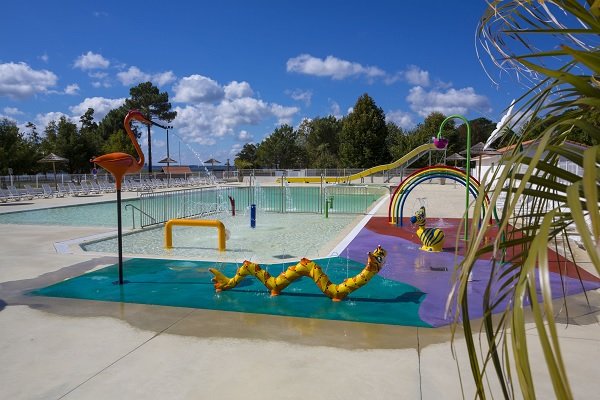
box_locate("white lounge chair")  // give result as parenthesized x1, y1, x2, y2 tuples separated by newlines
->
(0, 189, 10, 202)
(24, 184, 43, 198)
(151, 178, 165, 189)
(80, 181, 98, 195)
(2, 187, 21, 201)
(90, 181, 103, 194)
(122, 179, 135, 191)
(68, 182, 90, 196)
(8, 185, 33, 200)
(57, 183, 71, 197)
(98, 181, 111, 193)
(41, 184, 56, 198)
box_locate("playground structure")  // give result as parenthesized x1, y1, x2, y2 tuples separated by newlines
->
(388, 165, 491, 226)
(209, 245, 387, 301)
(30, 113, 600, 329)
(281, 143, 437, 184)
(164, 218, 226, 251)
(410, 206, 445, 252)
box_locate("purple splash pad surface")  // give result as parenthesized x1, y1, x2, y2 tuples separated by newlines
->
(343, 226, 600, 327)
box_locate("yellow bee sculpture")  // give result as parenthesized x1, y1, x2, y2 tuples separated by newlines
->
(410, 206, 445, 252)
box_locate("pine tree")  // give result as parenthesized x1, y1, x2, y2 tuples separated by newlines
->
(338, 94, 389, 167)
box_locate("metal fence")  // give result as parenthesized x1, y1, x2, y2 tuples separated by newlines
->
(137, 185, 386, 228)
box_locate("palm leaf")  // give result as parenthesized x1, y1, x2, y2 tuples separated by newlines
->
(456, 2, 600, 398)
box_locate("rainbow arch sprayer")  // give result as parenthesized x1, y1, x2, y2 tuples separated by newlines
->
(388, 165, 492, 226)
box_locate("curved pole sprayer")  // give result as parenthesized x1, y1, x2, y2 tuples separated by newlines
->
(437, 114, 471, 240)
(91, 110, 150, 285)
(92, 110, 149, 191)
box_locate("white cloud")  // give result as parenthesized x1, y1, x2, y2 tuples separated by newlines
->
(328, 100, 341, 118)
(3, 107, 23, 115)
(287, 89, 312, 106)
(434, 79, 453, 89)
(407, 86, 491, 117)
(169, 74, 299, 147)
(224, 81, 253, 99)
(0, 62, 58, 99)
(0, 114, 17, 123)
(173, 75, 224, 103)
(92, 81, 111, 88)
(237, 130, 252, 141)
(116, 66, 149, 85)
(270, 103, 299, 125)
(404, 65, 430, 86)
(173, 98, 298, 144)
(215, 98, 272, 133)
(89, 71, 108, 79)
(69, 97, 126, 121)
(64, 84, 80, 95)
(287, 54, 385, 80)
(153, 70, 177, 86)
(386, 110, 415, 129)
(39, 53, 49, 63)
(229, 143, 244, 156)
(74, 51, 110, 70)
(116, 66, 176, 87)
(35, 112, 77, 129)
(87, 71, 111, 88)
(152, 138, 165, 149)
(172, 104, 218, 145)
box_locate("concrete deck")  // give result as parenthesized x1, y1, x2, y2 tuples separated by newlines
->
(1, 183, 599, 399)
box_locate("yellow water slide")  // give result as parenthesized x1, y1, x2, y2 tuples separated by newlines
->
(282, 142, 437, 183)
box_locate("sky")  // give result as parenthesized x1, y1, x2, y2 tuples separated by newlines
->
(0, 0, 523, 167)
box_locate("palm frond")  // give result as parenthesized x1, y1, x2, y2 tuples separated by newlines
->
(454, 1, 600, 398)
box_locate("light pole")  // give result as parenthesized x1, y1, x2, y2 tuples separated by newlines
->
(147, 119, 152, 175)
(166, 125, 173, 186)
(437, 114, 471, 240)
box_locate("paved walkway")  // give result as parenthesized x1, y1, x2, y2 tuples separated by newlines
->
(0, 184, 599, 399)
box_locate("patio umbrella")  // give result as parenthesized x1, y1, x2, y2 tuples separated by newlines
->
(461, 142, 502, 181)
(38, 153, 68, 189)
(445, 152, 466, 167)
(158, 156, 178, 164)
(204, 158, 220, 176)
(204, 158, 220, 168)
(159, 156, 178, 186)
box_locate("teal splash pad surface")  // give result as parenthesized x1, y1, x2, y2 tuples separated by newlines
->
(33, 257, 430, 327)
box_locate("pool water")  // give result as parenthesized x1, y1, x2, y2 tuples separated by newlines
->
(33, 256, 430, 327)
(0, 199, 140, 229)
(0, 186, 384, 231)
(82, 212, 358, 262)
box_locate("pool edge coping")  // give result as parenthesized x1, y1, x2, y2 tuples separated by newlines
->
(328, 194, 389, 257)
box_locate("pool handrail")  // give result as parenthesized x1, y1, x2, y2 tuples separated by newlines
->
(125, 203, 157, 229)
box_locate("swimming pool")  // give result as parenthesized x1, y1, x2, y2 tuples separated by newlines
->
(0, 199, 140, 228)
(0, 186, 385, 230)
(137, 185, 385, 227)
(0, 186, 384, 261)
(82, 211, 359, 262)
